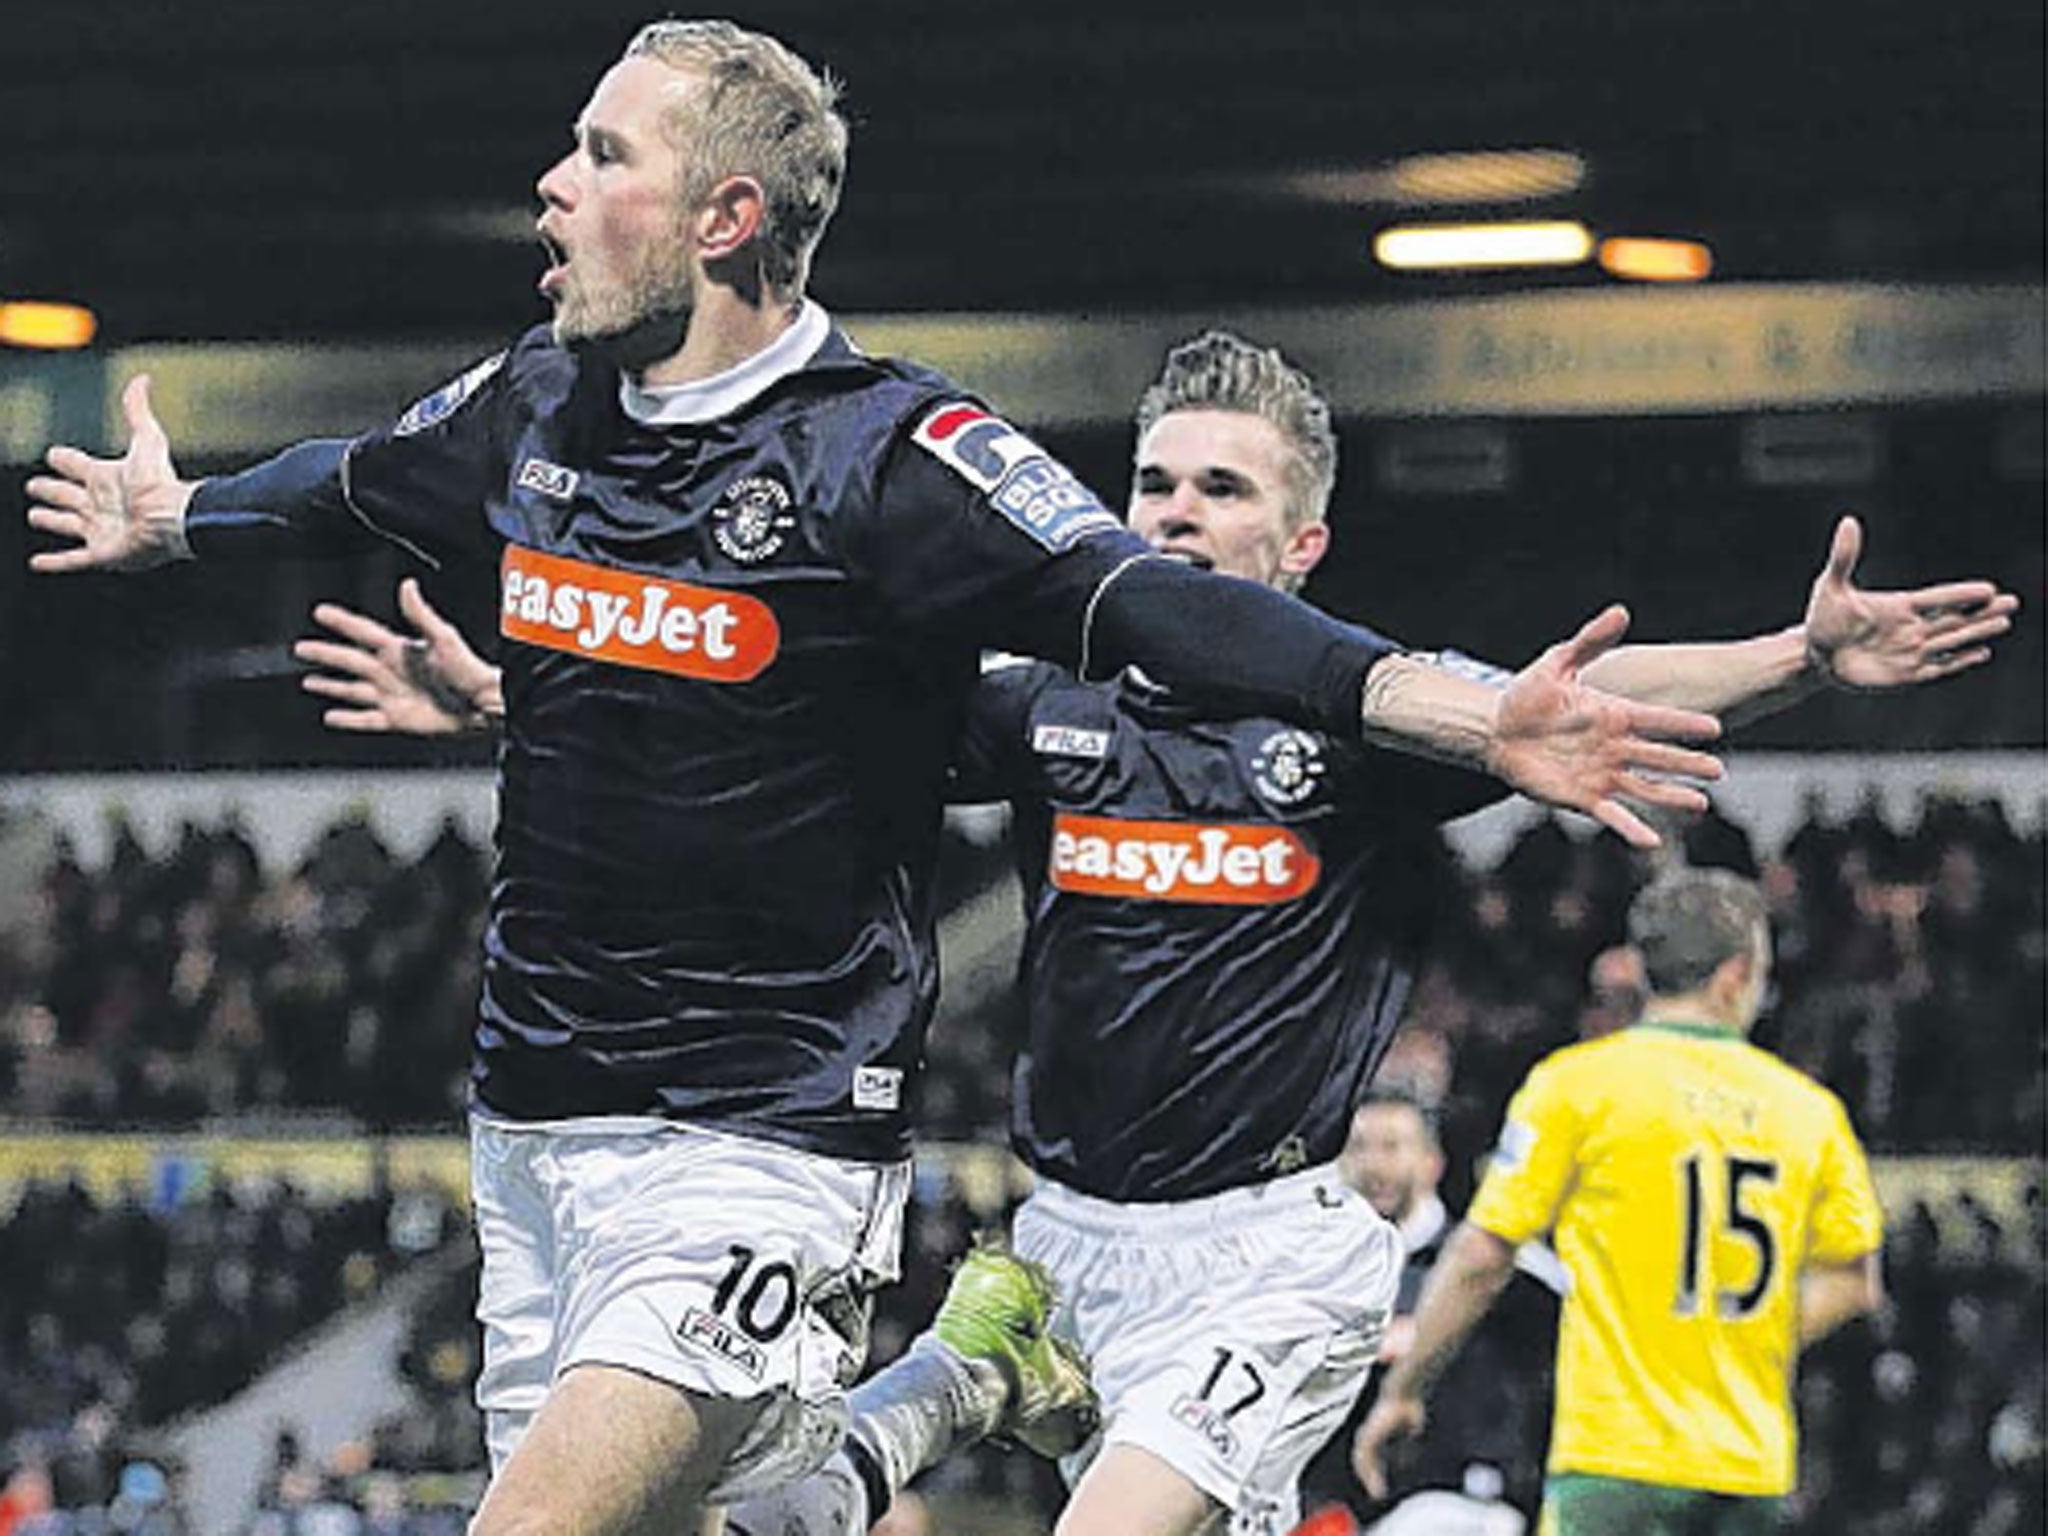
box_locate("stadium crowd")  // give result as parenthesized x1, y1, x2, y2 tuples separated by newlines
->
(0, 1175, 458, 1535)
(0, 811, 483, 1130)
(0, 785, 2039, 1532)
(2, 786, 2038, 1158)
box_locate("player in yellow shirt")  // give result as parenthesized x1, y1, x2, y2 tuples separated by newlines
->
(1354, 867, 1886, 1536)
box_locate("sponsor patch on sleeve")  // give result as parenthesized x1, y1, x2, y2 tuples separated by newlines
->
(1414, 648, 1515, 688)
(912, 402, 1122, 552)
(1492, 1119, 1537, 1171)
(394, 351, 507, 437)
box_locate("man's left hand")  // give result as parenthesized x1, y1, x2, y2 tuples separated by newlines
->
(1805, 514, 2018, 689)
(1489, 606, 1724, 850)
(293, 579, 502, 735)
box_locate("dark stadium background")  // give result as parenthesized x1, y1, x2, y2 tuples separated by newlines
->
(0, 2, 2039, 1533)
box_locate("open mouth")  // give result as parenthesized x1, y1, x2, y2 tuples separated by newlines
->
(1157, 547, 1214, 572)
(536, 229, 570, 298)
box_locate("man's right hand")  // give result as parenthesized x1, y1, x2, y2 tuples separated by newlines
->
(26, 374, 197, 572)
(294, 579, 504, 735)
(1352, 1392, 1426, 1502)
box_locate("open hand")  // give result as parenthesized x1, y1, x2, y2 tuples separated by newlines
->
(293, 579, 503, 735)
(1490, 606, 1724, 849)
(26, 375, 196, 572)
(1805, 515, 2018, 689)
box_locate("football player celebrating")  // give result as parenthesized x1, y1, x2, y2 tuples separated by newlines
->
(24, 23, 1728, 1534)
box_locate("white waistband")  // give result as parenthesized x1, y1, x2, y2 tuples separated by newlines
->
(1023, 1163, 1361, 1238)
(470, 1108, 672, 1136)
(466, 1112, 910, 1178)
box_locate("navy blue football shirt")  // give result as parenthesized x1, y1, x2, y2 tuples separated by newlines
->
(183, 307, 1398, 1162)
(956, 658, 1509, 1200)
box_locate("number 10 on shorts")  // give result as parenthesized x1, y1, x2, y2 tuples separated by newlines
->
(675, 1244, 801, 1381)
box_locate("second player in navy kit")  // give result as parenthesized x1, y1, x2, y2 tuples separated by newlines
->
(963, 334, 2016, 1536)
(984, 340, 1513, 1536)
(976, 334, 2015, 1536)
(959, 658, 1504, 1204)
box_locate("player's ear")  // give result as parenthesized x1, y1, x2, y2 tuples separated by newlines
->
(1281, 519, 1329, 583)
(695, 174, 767, 261)
(1708, 947, 1754, 1007)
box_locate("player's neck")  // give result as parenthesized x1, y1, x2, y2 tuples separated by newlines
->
(1639, 997, 1748, 1036)
(637, 287, 805, 389)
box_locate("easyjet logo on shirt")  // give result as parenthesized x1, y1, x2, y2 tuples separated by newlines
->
(500, 545, 779, 682)
(1048, 813, 1320, 905)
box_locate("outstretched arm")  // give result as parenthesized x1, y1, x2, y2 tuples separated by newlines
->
(1351, 1220, 1518, 1500)
(311, 579, 1723, 848)
(29, 373, 384, 570)
(30, 349, 515, 577)
(1579, 515, 2018, 723)
(294, 580, 503, 734)
(1365, 605, 1723, 848)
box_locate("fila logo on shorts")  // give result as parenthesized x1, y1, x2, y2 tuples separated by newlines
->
(675, 1306, 768, 1380)
(1048, 813, 1320, 904)
(1170, 1393, 1240, 1459)
(912, 402, 1122, 552)
(500, 545, 779, 682)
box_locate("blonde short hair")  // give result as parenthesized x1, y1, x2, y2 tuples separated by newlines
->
(625, 20, 849, 297)
(1133, 329, 1339, 531)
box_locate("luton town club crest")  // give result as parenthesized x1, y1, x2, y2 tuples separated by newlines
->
(713, 475, 797, 564)
(1249, 728, 1326, 807)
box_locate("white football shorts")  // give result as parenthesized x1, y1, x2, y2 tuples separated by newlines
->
(1014, 1163, 1398, 1536)
(469, 1113, 910, 1504)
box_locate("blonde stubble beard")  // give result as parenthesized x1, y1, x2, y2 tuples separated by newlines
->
(551, 210, 698, 369)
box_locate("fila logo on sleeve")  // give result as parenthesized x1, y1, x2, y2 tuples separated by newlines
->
(912, 402, 1122, 552)
(1033, 723, 1111, 759)
(500, 545, 779, 682)
(1048, 813, 1321, 904)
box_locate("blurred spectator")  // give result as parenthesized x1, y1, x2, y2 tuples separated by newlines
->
(0, 1459, 54, 1536)
(1576, 946, 1645, 1042)
(0, 1174, 446, 1532)
(1302, 1089, 1562, 1526)
(3, 814, 485, 1128)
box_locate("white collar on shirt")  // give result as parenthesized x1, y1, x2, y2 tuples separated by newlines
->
(618, 300, 832, 426)
(1400, 1192, 1450, 1253)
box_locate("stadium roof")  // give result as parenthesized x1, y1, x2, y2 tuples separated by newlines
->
(3, 0, 2041, 347)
